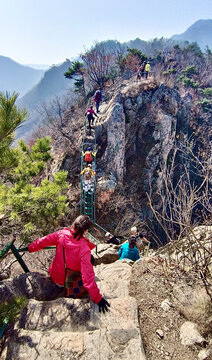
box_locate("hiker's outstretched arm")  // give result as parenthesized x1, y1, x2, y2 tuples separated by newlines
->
(28, 231, 60, 252)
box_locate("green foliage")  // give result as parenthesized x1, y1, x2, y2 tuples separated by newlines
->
(126, 48, 147, 62)
(64, 61, 85, 97)
(197, 98, 212, 112)
(0, 296, 27, 327)
(74, 78, 85, 93)
(173, 44, 180, 50)
(198, 87, 212, 98)
(0, 92, 27, 172)
(178, 65, 199, 90)
(64, 61, 84, 79)
(163, 68, 177, 75)
(0, 138, 68, 239)
(182, 65, 197, 78)
(8, 138, 51, 187)
(178, 75, 199, 89)
(182, 77, 199, 88)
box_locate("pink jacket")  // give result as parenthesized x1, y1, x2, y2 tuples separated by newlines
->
(85, 108, 96, 116)
(28, 228, 102, 304)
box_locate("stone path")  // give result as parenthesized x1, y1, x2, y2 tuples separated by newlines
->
(1, 260, 147, 360)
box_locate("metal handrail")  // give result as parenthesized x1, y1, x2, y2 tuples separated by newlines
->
(94, 222, 108, 234)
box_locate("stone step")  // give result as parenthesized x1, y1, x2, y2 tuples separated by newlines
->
(1, 329, 85, 360)
(16, 297, 140, 333)
(2, 325, 146, 360)
(1, 260, 147, 359)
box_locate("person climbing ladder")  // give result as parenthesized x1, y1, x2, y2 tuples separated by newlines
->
(82, 147, 97, 165)
(85, 105, 98, 129)
(80, 164, 95, 193)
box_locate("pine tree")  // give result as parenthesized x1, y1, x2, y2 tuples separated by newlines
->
(0, 138, 68, 241)
(0, 92, 27, 172)
(64, 61, 86, 99)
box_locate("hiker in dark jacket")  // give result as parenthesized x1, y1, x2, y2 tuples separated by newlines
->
(130, 226, 150, 253)
(105, 232, 124, 245)
(85, 106, 97, 129)
(140, 62, 146, 78)
(94, 88, 102, 113)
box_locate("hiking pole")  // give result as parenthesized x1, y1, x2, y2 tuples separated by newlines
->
(146, 242, 151, 257)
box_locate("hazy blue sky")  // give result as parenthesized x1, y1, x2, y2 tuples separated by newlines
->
(0, 0, 212, 65)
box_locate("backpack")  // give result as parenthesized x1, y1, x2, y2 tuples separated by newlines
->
(84, 169, 92, 180)
(85, 152, 93, 162)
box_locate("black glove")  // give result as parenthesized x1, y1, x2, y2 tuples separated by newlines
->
(18, 246, 29, 252)
(90, 254, 95, 266)
(98, 298, 110, 313)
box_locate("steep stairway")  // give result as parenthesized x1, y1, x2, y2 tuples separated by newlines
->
(1, 260, 147, 360)
(80, 124, 97, 222)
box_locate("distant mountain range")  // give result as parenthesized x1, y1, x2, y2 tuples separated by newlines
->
(19, 59, 73, 109)
(26, 64, 50, 70)
(16, 59, 74, 140)
(1, 18, 211, 140)
(171, 19, 212, 50)
(0, 56, 45, 96)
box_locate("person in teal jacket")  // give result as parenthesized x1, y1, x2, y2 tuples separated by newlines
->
(118, 237, 140, 261)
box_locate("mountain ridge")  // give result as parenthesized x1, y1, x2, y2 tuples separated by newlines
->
(0, 55, 44, 96)
(171, 19, 212, 49)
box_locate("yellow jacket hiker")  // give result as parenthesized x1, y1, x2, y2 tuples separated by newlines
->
(80, 165, 95, 180)
(144, 62, 150, 79)
(145, 63, 150, 72)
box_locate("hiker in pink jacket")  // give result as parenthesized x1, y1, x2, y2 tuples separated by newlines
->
(28, 215, 110, 313)
(85, 105, 97, 129)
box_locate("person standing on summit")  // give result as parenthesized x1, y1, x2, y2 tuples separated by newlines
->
(144, 62, 150, 79)
(94, 88, 102, 113)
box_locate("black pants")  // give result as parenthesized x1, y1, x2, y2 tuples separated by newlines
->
(87, 114, 94, 128)
(95, 101, 100, 113)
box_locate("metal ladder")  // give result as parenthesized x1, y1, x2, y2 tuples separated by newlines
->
(80, 120, 97, 222)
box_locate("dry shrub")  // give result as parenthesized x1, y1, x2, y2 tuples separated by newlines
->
(97, 189, 115, 208)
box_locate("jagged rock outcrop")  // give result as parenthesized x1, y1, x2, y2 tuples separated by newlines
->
(93, 79, 191, 233)
(1, 260, 147, 360)
(96, 80, 189, 192)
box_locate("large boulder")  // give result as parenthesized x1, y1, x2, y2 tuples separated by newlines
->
(92, 244, 120, 265)
(0, 272, 64, 302)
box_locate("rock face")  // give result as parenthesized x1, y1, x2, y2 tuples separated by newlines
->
(96, 93, 126, 183)
(96, 81, 188, 191)
(94, 80, 190, 232)
(1, 260, 147, 360)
